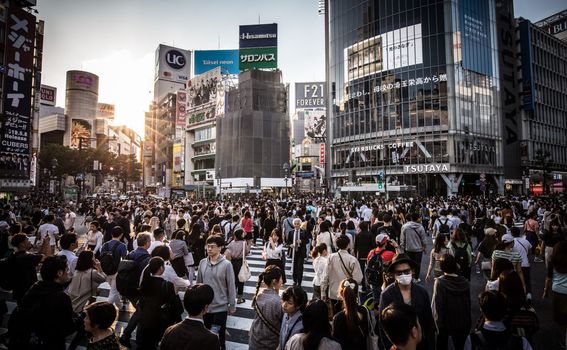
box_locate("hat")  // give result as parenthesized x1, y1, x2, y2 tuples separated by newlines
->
(387, 253, 418, 273)
(376, 233, 389, 245)
(484, 227, 497, 236)
(501, 234, 514, 244)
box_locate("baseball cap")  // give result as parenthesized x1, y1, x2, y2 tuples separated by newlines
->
(501, 233, 514, 244)
(376, 233, 389, 245)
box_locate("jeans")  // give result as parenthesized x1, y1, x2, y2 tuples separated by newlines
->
(204, 311, 228, 350)
(358, 258, 367, 291)
(406, 251, 423, 279)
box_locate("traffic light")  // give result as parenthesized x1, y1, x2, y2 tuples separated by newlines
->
(377, 171, 385, 190)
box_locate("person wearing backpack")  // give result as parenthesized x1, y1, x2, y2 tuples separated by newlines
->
(118, 233, 151, 348)
(471, 291, 533, 350)
(354, 221, 375, 292)
(366, 233, 398, 303)
(432, 254, 471, 350)
(99, 226, 127, 307)
(449, 228, 472, 280)
(434, 209, 455, 240)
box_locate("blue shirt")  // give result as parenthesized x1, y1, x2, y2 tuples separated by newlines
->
(279, 311, 303, 350)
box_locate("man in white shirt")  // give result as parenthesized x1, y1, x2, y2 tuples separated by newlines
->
(63, 206, 76, 232)
(510, 227, 533, 300)
(38, 214, 59, 254)
(57, 233, 78, 280)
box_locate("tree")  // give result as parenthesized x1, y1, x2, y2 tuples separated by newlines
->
(109, 153, 142, 191)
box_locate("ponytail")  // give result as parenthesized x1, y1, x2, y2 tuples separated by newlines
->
(252, 272, 265, 307)
(140, 257, 164, 294)
(252, 265, 283, 307)
(340, 278, 360, 334)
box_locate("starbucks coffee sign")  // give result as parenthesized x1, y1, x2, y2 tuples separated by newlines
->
(404, 163, 450, 174)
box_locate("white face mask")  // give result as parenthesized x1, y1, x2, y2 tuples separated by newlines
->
(396, 274, 413, 286)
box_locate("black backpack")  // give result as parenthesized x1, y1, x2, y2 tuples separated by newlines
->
(366, 249, 386, 286)
(116, 254, 147, 298)
(0, 254, 15, 290)
(99, 241, 121, 275)
(470, 328, 524, 350)
(438, 218, 451, 235)
(453, 243, 470, 271)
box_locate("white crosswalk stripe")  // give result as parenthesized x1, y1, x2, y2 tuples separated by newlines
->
(4, 245, 316, 349)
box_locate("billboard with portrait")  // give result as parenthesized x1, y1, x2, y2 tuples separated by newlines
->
(187, 67, 222, 109)
(304, 110, 326, 141)
(70, 119, 93, 149)
(154, 44, 191, 84)
(344, 24, 423, 81)
(194, 50, 239, 75)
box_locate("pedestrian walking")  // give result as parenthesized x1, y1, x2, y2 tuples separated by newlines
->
(226, 228, 250, 303)
(400, 212, 428, 281)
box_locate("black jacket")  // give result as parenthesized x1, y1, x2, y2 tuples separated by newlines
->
(354, 229, 376, 260)
(287, 229, 309, 258)
(379, 283, 435, 350)
(161, 319, 221, 350)
(432, 274, 471, 335)
(138, 276, 183, 331)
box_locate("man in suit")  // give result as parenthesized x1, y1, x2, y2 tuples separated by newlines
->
(287, 218, 309, 286)
(160, 284, 220, 350)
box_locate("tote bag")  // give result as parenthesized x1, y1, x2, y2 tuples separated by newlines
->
(238, 241, 251, 282)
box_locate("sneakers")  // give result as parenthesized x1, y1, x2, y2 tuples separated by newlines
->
(237, 298, 245, 304)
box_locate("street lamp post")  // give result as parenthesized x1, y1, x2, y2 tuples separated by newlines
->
(283, 162, 290, 198)
(51, 158, 58, 199)
(216, 168, 223, 202)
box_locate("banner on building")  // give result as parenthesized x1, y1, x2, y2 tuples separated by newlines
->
(40, 85, 56, 106)
(154, 44, 191, 84)
(176, 91, 187, 126)
(0, 6, 36, 179)
(295, 82, 326, 109)
(70, 119, 92, 149)
(319, 143, 325, 165)
(97, 103, 115, 119)
(459, 0, 492, 76)
(172, 143, 183, 172)
(194, 50, 240, 75)
(239, 47, 277, 70)
(239, 23, 278, 48)
(304, 110, 326, 141)
(187, 67, 222, 110)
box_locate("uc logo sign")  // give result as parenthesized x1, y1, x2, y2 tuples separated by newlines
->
(166, 50, 186, 70)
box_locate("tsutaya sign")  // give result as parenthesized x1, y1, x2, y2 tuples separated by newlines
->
(404, 163, 450, 174)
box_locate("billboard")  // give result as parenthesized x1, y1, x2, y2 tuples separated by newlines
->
(295, 82, 326, 109)
(304, 110, 326, 141)
(67, 70, 99, 94)
(186, 105, 217, 128)
(154, 44, 191, 84)
(97, 103, 115, 119)
(194, 50, 240, 75)
(239, 23, 278, 48)
(176, 90, 187, 126)
(239, 47, 277, 70)
(40, 85, 57, 106)
(70, 119, 93, 149)
(0, 5, 36, 179)
(172, 143, 183, 172)
(460, 0, 492, 76)
(344, 24, 423, 81)
(187, 67, 222, 109)
(519, 21, 535, 112)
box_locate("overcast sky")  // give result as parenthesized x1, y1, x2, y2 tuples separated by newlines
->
(36, 0, 565, 136)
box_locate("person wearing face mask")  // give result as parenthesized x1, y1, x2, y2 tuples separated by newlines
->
(379, 254, 435, 350)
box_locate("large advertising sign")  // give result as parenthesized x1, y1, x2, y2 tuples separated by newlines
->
(67, 70, 99, 94)
(304, 110, 326, 141)
(154, 44, 191, 84)
(70, 119, 93, 149)
(187, 67, 221, 109)
(295, 82, 326, 109)
(172, 143, 183, 172)
(239, 47, 277, 70)
(239, 23, 278, 48)
(176, 91, 187, 126)
(97, 103, 115, 119)
(194, 50, 240, 75)
(536, 10, 567, 36)
(0, 6, 36, 179)
(344, 24, 423, 81)
(40, 85, 57, 106)
(519, 21, 535, 112)
(460, 0, 492, 76)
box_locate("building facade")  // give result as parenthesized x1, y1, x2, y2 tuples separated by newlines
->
(518, 16, 567, 195)
(325, 0, 513, 196)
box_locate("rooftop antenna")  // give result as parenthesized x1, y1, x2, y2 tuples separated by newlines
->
(218, 35, 220, 49)
(258, 14, 261, 24)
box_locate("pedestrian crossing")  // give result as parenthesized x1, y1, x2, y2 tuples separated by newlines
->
(3, 245, 316, 349)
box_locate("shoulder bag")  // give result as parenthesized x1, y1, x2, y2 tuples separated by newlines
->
(238, 241, 251, 282)
(253, 301, 280, 336)
(337, 252, 353, 278)
(362, 306, 379, 350)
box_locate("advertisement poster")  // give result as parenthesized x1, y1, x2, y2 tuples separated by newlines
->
(295, 82, 326, 109)
(344, 24, 423, 81)
(0, 5, 36, 179)
(154, 44, 191, 84)
(97, 103, 115, 119)
(70, 119, 92, 149)
(40, 85, 57, 106)
(460, 0, 492, 76)
(187, 67, 222, 109)
(239, 23, 278, 48)
(194, 50, 240, 75)
(239, 46, 277, 70)
(176, 91, 187, 126)
(304, 110, 327, 141)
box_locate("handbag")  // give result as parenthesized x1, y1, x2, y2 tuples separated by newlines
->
(87, 270, 97, 305)
(363, 306, 379, 350)
(238, 241, 251, 282)
(160, 282, 178, 326)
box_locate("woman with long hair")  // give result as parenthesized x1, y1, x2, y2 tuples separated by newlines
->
(285, 299, 341, 350)
(249, 265, 284, 350)
(448, 228, 472, 280)
(425, 234, 450, 282)
(186, 223, 205, 284)
(264, 228, 286, 284)
(332, 279, 369, 350)
(84, 301, 120, 349)
(84, 221, 103, 259)
(543, 240, 567, 348)
(136, 257, 183, 349)
(67, 250, 107, 313)
(226, 228, 250, 303)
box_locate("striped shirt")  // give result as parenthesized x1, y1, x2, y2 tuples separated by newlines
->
(491, 249, 522, 265)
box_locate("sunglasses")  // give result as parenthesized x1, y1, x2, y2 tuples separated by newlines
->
(394, 268, 412, 276)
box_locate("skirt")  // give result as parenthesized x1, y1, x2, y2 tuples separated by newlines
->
(553, 291, 567, 326)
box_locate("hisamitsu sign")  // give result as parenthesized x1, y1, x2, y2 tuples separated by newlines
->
(239, 23, 278, 48)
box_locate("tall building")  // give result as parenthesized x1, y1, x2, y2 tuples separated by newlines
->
(0, 2, 40, 192)
(215, 69, 289, 191)
(324, 0, 517, 196)
(518, 16, 567, 195)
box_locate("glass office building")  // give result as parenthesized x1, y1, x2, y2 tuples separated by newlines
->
(325, 0, 508, 196)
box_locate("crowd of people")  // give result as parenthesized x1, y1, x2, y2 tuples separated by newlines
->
(0, 193, 565, 349)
